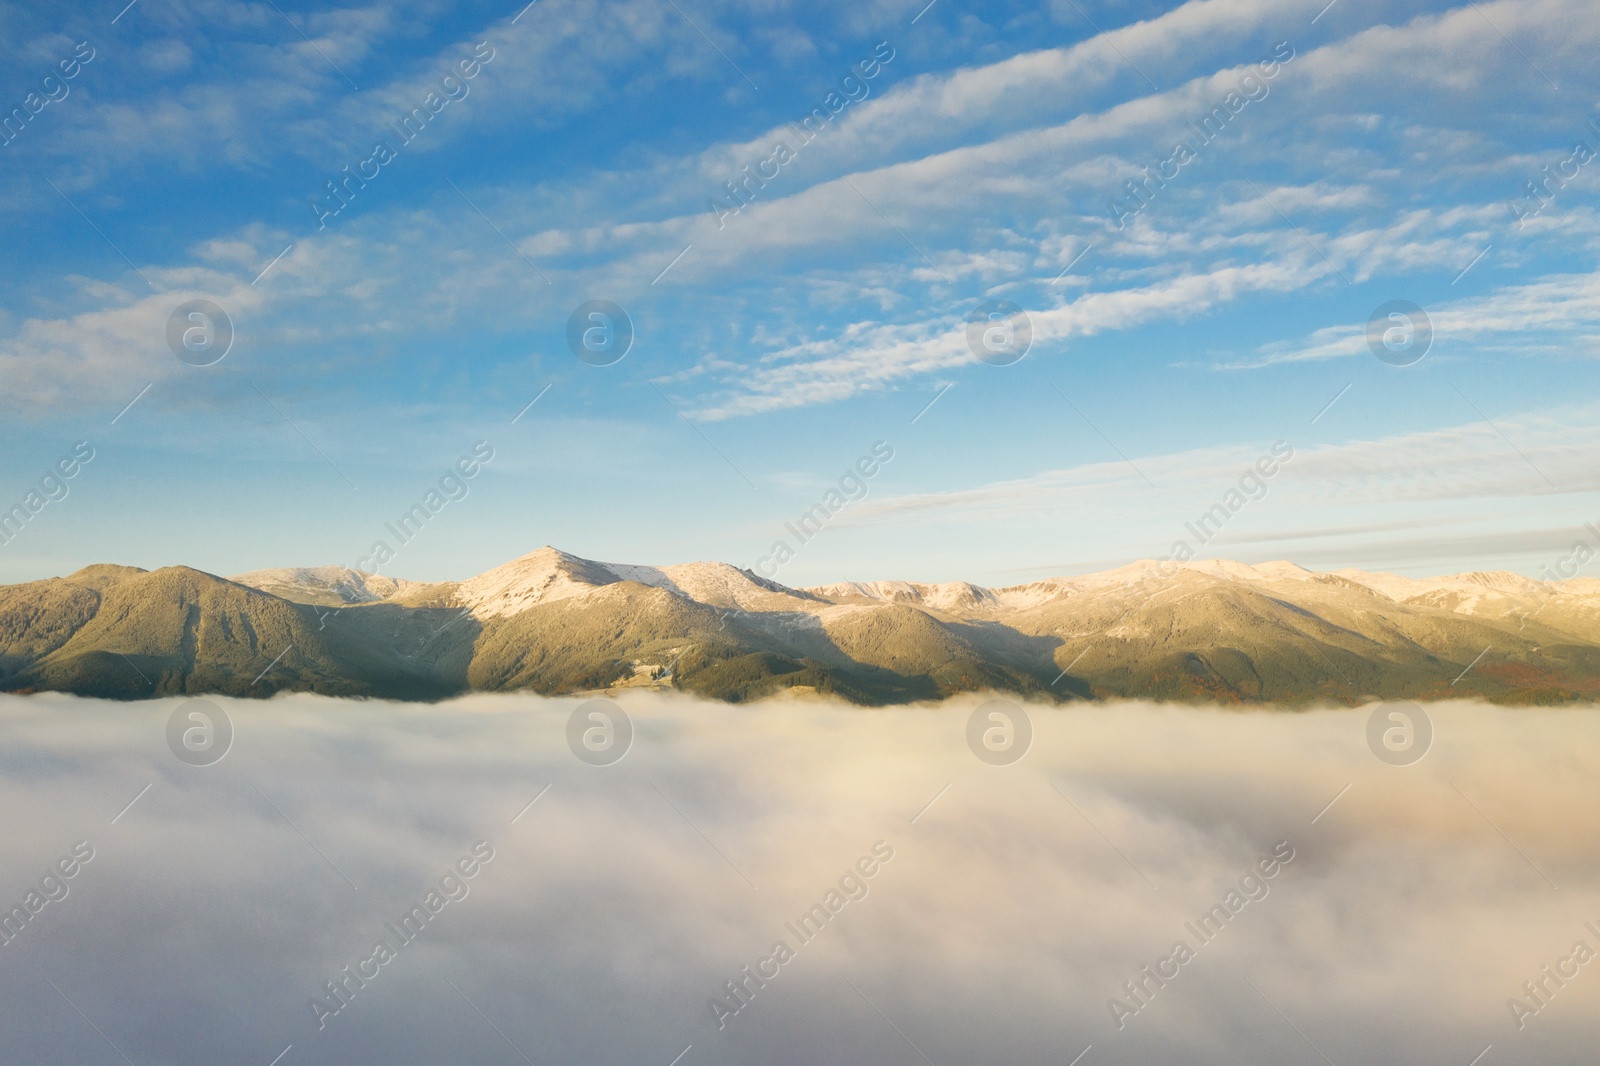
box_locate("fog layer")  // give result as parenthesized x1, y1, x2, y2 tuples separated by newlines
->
(0, 693, 1594, 1065)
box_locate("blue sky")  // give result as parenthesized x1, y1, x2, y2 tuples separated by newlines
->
(2, 0, 1598, 587)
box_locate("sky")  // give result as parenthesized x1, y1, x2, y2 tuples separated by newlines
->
(1, 692, 1596, 1065)
(2, 0, 1599, 587)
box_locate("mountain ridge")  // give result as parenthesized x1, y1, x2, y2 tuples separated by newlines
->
(2, 546, 1598, 706)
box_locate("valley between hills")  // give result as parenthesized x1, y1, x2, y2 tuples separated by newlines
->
(2, 546, 1598, 706)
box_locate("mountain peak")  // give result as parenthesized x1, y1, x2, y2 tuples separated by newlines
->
(64, 563, 148, 591)
(455, 546, 623, 618)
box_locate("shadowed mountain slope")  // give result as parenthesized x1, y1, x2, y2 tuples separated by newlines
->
(2, 565, 452, 699)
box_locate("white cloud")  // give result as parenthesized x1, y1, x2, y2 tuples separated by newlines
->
(0, 272, 271, 407)
(1223, 269, 1600, 369)
(1, 692, 1596, 1064)
(856, 403, 1600, 523)
(10, 0, 1600, 420)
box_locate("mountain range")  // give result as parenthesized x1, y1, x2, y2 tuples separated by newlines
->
(2, 547, 1598, 705)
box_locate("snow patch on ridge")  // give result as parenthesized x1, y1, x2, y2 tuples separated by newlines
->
(229, 566, 426, 604)
(455, 549, 821, 619)
(807, 580, 1002, 613)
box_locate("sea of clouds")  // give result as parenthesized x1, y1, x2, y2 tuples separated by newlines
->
(0, 692, 1594, 1065)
